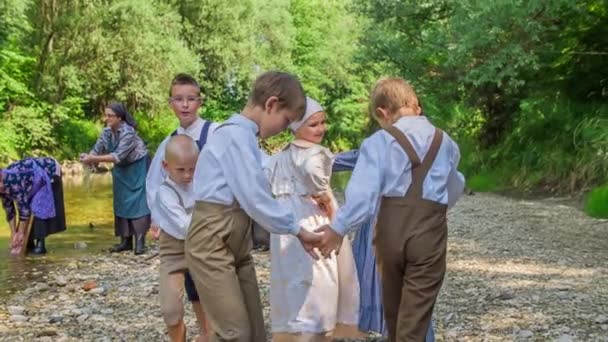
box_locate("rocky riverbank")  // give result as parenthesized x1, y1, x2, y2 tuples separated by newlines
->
(1, 193, 607, 341)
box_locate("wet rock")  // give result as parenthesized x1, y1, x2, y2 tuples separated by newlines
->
(74, 241, 88, 249)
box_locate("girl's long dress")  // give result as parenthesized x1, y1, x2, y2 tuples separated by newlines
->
(351, 206, 387, 335)
(266, 140, 360, 339)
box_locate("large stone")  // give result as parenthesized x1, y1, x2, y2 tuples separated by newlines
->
(517, 330, 533, 339)
(35, 283, 50, 291)
(9, 314, 28, 322)
(37, 327, 58, 337)
(595, 314, 608, 324)
(54, 276, 67, 287)
(7, 306, 25, 315)
(74, 241, 88, 249)
(100, 308, 114, 315)
(555, 334, 574, 342)
(49, 314, 63, 324)
(89, 287, 106, 295)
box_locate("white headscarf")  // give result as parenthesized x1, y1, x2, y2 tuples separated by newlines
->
(289, 97, 324, 132)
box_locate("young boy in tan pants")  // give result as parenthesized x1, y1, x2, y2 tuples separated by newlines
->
(317, 78, 465, 341)
(185, 71, 322, 342)
(154, 135, 211, 342)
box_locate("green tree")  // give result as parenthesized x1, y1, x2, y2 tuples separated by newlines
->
(30, 0, 198, 114)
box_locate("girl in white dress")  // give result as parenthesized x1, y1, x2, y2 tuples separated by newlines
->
(265, 97, 361, 341)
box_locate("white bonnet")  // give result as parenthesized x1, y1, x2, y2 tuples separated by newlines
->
(289, 97, 324, 132)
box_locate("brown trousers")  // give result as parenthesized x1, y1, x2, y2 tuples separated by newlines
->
(185, 201, 266, 342)
(374, 127, 448, 342)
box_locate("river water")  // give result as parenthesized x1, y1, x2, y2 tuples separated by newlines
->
(0, 173, 116, 298)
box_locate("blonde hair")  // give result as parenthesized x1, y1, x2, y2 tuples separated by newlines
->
(248, 71, 306, 121)
(164, 134, 199, 163)
(370, 77, 419, 117)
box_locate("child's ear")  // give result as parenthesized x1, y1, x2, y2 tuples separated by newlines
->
(375, 107, 388, 121)
(161, 160, 169, 171)
(264, 96, 279, 113)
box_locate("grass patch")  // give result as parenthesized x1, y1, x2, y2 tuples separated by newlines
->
(466, 171, 505, 192)
(584, 185, 608, 218)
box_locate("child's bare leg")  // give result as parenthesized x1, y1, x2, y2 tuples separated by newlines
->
(168, 320, 186, 342)
(160, 272, 187, 342)
(191, 301, 211, 342)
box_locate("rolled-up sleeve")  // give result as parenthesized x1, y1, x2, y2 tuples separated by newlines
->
(111, 129, 137, 163)
(447, 139, 465, 209)
(2, 194, 15, 222)
(90, 130, 109, 156)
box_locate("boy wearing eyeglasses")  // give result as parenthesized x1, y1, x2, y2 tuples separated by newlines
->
(147, 74, 219, 230)
(146, 74, 218, 341)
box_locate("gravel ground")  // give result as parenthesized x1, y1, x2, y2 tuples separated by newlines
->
(1, 193, 607, 341)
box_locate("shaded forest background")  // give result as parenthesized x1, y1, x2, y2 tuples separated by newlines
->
(1, 0, 607, 215)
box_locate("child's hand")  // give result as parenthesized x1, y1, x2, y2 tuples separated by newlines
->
(314, 225, 344, 258)
(296, 229, 323, 260)
(312, 194, 335, 219)
(149, 224, 161, 240)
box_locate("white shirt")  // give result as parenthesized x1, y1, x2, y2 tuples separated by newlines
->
(332, 116, 465, 236)
(153, 177, 194, 240)
(193, 114, 298, 235)
(146, 117, 219, 223)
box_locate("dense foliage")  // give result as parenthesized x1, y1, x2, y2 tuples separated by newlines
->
(1, 0, 606, 214)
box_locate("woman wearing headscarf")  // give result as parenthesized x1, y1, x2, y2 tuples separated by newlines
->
(80, 103, 151, 255)
(1, 157, 66, 255)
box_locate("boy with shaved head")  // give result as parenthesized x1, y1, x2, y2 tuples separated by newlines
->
(154, 134, 211, 342)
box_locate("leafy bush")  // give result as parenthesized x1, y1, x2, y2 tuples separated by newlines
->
(585, 185, 608, 218)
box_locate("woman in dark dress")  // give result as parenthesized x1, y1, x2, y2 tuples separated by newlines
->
(1, 157, 66, 255)
(80, 103, 151, 255)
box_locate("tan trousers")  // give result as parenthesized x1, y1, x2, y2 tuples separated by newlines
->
(159, 231, 188, 325)
(185, 201, 266, 342)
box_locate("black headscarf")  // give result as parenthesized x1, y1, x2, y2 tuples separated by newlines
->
(106, 102, 138, 129)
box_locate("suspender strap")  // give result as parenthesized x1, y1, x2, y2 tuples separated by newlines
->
(197, 120, 212, 151)
(384, 126, 421, 169)
(161, 181, 184, 208)
(171, 120, 213, 151)
(383, 126, 444, 199)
